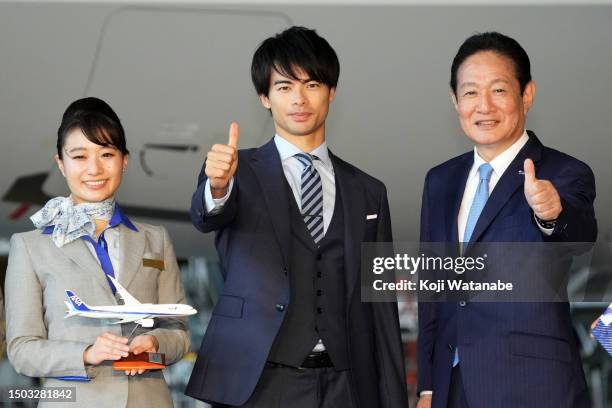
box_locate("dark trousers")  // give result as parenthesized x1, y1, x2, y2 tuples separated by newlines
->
(447, 365, 469, 408)
(214, 364, 355, 408)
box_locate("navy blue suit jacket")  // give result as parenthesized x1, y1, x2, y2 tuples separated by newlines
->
(417, 132, 596, 408)
(185, 139, 408, 407)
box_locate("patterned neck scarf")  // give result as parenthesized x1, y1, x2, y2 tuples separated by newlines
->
(30, 196, 115, 248)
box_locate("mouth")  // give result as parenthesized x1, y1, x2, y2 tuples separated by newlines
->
(474, 119, 500, 129)
(82, 179, 108, 189)
(289, 112, 312, 122)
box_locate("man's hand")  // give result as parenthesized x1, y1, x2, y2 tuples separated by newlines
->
(523, 158, 562, 221)
(205, 122, 240, 198)
(83, 332, 130, 366)
(124, 334, 159, 376)
(416, 394, 432, 408)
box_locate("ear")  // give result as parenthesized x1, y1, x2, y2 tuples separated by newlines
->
(328, 87, 337, 103)
(449, 90, 459, 112)
(259, 94, 271, 110)
(122, 153, 129, 171)
(54, 154, 65, 177)
(522, 80, 536, 114)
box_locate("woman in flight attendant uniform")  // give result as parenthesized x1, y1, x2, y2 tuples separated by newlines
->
(4, 97, 189, 407)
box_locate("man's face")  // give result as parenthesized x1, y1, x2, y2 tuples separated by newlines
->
(452, 51, 535, 158)
(260, 67, 336, 141)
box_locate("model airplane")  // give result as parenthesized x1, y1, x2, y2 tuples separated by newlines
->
(64, 276, 197, 327)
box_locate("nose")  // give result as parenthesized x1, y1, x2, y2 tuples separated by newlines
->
(476, 92, 493, 113)
(86, 156, 103, 175)
(292, 86, 306, 106)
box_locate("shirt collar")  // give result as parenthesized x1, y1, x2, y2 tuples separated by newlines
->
(273, 134, 333, 170)
(41, 203, 138, 235)
(471, 130, 529, 178)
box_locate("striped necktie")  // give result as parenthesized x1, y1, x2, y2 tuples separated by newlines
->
(453, 162, 494, 367)
(295, 153, 324, 244)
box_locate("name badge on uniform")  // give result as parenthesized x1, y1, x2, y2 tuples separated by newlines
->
(143, 258, 165, 270)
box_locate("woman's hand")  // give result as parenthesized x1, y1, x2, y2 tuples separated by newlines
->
(124, 334, 159, 376)
(83, 332, 130, 366)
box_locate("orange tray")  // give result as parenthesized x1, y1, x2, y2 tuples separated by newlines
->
(112, 352, 166, 370)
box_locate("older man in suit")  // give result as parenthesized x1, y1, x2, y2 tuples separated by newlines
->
(185, 26, 407, 408)
(416, 32, 597, 408)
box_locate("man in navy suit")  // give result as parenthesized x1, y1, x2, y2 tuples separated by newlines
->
(185, 26, 407, 408)
(416, 32, 597, 408)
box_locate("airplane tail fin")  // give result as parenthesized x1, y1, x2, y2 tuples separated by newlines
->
(107, 276, 141, 305)
(65, 290, 91, 312)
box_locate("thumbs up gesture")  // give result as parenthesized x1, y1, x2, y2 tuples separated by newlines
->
(523, 158, 562, 221)
(205, 122, 239, 198)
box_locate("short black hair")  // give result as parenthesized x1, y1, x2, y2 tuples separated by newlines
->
(450, 32, 532, 95)
(57, 97, 129, 159)
(251, 26, 340, 96)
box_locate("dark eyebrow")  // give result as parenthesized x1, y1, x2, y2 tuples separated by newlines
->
(459, 78, 512, 89)
(273, 78, 316, 86)
(65, 147, 87, 154)
(64, 145, 117, 154)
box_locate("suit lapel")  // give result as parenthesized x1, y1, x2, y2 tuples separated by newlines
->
(60, 238, 114, 295)
(118, 223, 146, 289)
(331, 153, 366, 305)
(466, 131, 543, 248)
(250, 139, 292, 268)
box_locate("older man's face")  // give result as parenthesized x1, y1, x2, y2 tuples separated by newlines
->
(452, 51, 535, 160)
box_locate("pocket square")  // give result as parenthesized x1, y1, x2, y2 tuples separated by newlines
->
(366, 214, 378, 220)
(143, 258, 165, 270)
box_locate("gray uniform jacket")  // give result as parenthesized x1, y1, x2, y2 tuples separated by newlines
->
(5, 221, 189, 408)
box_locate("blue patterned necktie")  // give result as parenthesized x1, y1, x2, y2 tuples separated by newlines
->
(295, 153, 324, 244)
(454, 162, 493, 367)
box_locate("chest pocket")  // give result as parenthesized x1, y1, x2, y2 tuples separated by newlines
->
(365, 214, 378, 240)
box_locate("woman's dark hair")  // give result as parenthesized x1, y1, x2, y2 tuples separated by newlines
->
(57, 97, 129, 158)
(450, 32, 532, 95)
(251, 26, 340, 96)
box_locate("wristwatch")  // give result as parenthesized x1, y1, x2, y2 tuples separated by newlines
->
(535, 215, 557, 230)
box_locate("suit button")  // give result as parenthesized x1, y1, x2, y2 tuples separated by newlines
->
(282, 267, 288, 275)
(317, 307, 323, 314)
(459, 300, 467, 307)
(316, 253, 322, 260)
(317, 272, 322, 278)
(448, 344, 454, 352)
(197, 211, 202, 217)
(317, 290, 322, 296)
(275, 304, 285, 312)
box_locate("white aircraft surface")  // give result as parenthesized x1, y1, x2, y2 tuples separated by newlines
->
(1, 3, 611, 260)
(65, 275, 197, 328)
